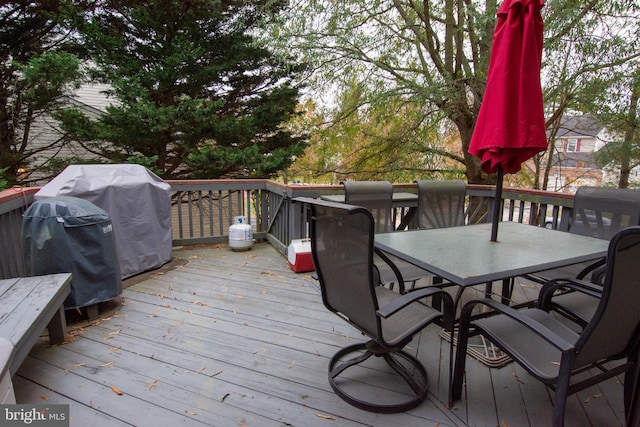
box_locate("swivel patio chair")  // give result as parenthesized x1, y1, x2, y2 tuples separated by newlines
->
(451, 226, 640, 427)
(295, 197, 454, 413)
(342, 181, 429, 291)
(533, 186, 640, 328)
(415, 179, 466, 229)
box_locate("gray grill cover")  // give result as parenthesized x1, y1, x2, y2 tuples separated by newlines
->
(22, 196, 122, 308)
(35, 164, 172, 278)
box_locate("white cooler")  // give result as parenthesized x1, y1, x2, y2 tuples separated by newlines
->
(287, 239, 314, 273)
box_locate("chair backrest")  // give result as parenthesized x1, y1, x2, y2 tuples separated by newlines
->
(304, 198, 382, 340)
(342, 181, 394, 233)
(570, 186, 640, 239)
(574, 226, 640, 366)
(415, 180, 466, 229)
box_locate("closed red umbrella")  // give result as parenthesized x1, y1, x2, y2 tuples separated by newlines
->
(469, 0, 548, 241)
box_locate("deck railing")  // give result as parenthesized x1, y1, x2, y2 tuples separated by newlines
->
(0, 179, 575, 279)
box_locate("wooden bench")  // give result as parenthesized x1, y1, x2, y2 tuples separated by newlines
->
(0, 273, 72, 378)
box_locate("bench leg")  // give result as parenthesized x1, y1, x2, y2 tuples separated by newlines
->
(47, 306, 68, 344)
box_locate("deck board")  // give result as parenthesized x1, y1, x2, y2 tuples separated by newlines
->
(13, 242, 626, 426)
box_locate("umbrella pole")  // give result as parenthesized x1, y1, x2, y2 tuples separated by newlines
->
(490, 165, 504, 242)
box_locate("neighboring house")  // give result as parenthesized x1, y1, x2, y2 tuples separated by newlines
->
(544, 115, 608, 193)
(24, 83, 114, 186)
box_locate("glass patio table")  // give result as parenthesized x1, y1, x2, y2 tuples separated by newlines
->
(374, 221, 610, 305)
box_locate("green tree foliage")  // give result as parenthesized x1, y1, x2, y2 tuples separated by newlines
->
(541, 1, 640, 189)
(592, 68, 640, 188)
(0, 2, 82, 186)
(59, 0, 307, 179)
(273, 0, 640, 186)
(285, 80, 465, 184)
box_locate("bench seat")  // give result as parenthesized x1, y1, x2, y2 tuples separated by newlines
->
(0, 273, 71, 376)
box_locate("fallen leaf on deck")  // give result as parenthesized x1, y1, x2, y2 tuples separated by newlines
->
(109, 345, 121, 352)
(99, 361, 116, 367)
(289, 360, 296, 369)
(212, 370, 223, 377)
(186, 411, 198, 415)
(501, 419, 509, 427)
(220, 393, 230, 402)
(39, 394, 49, 401)
(72, 363, 86, 367)
(111, 386, 123, 395)
(316, 414, 334, 420)
(196, 367, 206, 373)
(147, 380, 158, 392)
(108, 330, 121, 336)
(584, 393, 603, 403)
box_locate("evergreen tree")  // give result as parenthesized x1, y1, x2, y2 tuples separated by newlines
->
(0, 2, 82, 186)
(60, 0, 307, 179)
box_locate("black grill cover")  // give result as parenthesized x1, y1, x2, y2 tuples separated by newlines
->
(22, 196, 122, 309)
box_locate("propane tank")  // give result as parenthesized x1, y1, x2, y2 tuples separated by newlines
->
(228, 216, 253, 251)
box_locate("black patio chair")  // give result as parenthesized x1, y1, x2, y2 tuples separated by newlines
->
(295, 197, 454, 413)
(412, 179, 466, 293)
(533, 186, 640, 328)
(342, 181, 430, 291)
(415, 179, 466, 229)
(451, 226, 640, 427)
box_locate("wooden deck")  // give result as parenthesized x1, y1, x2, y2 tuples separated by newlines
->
(14, 242, 627, 426)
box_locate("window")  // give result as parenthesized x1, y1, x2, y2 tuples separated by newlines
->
(567, 138, 578, 152)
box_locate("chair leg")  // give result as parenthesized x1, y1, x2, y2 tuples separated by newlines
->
(329, 346, 374, 379)
(624, 347, 640, 420)
(450, 314, 473, 405)
(552, 376, 570, 427)
(382, 352, 425, 396)
(328, 342, 429, 413)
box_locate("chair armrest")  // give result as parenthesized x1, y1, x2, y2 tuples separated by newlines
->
(524, 258, 606, 285)
(460, 298, 574, 353)
(537, 277, 603, 311)
(377, 287, 454, 330)
(374, 248, 405, 294)
(575, 258, 606, 281)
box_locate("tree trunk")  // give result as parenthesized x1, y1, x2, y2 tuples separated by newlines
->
(619, 74, 639, 189)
